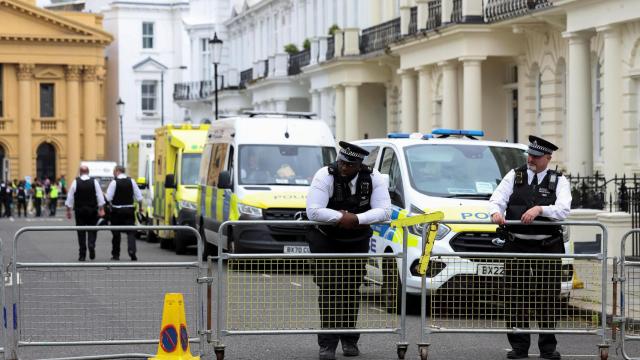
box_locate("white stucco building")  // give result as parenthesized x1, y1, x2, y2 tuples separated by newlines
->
(47, 0, 191, 163)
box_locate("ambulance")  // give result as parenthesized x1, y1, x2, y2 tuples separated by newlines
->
(151, 124, 209, 254)
(126, 139, 154, 232)
(196, 112, 336, 254)
(353, 129, 573, 307)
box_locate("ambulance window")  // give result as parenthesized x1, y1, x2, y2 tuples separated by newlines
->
(207, 143, 229, 187)
(360, 146, 379, 167)
(198, 144, 212, 186)
(379, 147, 404, 207)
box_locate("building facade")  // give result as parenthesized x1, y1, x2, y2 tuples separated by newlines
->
(0, 0, 112, 181)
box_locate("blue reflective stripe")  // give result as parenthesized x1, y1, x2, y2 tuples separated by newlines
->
(222, 190, 230, 221)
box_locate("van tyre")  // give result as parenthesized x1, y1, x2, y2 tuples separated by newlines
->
(160, 236, 173, 250)
(174, 230, 188, 255)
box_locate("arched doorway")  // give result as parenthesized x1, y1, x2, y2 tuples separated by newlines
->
(0, 145, 5, 182)
(36, 143, 56, 181)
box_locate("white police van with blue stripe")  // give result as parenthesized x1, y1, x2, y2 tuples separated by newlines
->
(353, 129, 573, 309)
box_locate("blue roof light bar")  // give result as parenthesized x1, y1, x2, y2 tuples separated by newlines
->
(387, 132, 433, 140)
(432, 128, 484, 137)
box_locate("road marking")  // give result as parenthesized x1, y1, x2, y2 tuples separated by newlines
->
(290, 282, 302, 287)
(503, 350, 594, 357)
(261, 274, 271, 278)
(4, 273, 21, 287)
(9, 217, 14, 222)
(370, 307, 384, 313)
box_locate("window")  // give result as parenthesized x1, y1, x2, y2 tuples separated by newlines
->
(360, 146, 380, 167)
(379, 148, 404, 207)
(201, 38, 212, 81)
(207, 143, 229, 187)
(141, 81, 157, 113)
(40, 83, 54, 117)
(142, 22, 154, 49)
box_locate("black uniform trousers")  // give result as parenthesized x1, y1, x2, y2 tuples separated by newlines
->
(110, 207, 136, 259)
(34, 198, 42, 217)
(308, 229, 368, 350)
(75, 207, 98, 259)
(16, 199, 26, 217)
(504, 235, 564, 355)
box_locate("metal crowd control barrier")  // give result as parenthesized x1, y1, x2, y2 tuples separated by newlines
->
(208, 219, 415, 360)
(619, 229, 640, 360)
(6, 225, 206, 360)
(419, 220, 609, 360)
(0, 238, 6, 357)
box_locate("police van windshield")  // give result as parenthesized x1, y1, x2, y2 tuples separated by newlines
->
(239, 145, 336, 186)
(181, 153, 201, 186)
(405, 144, 526, 198)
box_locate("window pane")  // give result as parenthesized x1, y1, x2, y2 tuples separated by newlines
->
(142, 22, 154, 48)
(141, 81, 157, 112)
(40, 83, 54, 117)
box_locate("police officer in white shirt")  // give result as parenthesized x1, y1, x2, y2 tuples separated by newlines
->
(106, 165, 143, 261)
(65, 165, 106, 261)
(489, 135, 571, 360)
(306, 141, 391, 360)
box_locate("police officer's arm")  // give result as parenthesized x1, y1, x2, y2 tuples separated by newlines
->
(64, 180, 76, 219)
(94, 179, 106, 217)
(539, 175, 571, 220)
(105, 180, 116, 202)
(355, 170, 391, 225)
(306, 167, 343, 223)
(489, 170, 516, 225)
(131, 178, 144, 209)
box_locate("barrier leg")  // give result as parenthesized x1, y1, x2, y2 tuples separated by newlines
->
(417, 343, 429, 360)
(396, 342, 408, 359)
(214, 344, 225, 360)
(598, 343, 609, 360)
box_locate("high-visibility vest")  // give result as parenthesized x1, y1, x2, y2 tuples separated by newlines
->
(50, 186, 59, 199)
(35, 187, 44, 199)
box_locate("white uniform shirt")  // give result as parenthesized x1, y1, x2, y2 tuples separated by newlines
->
(306, 167, 391, 225)
(64, 175, 106, 208)
(106, 174, 143, 208)
(489, 167, 571, 238)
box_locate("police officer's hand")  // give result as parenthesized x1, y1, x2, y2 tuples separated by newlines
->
(491, 212, 505, 225)
(98, 207, 105, 218)
(338, 211, 359, 229)
(521, 206, 542, 224)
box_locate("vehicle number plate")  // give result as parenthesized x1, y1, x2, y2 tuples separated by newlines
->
(476, 263, 504, 276)
(284, 245, 310, 254)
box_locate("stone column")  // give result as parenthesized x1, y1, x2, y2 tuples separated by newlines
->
(400, 1, 411, 35)
(370, 0, 382, 25)
(66, 65, 82, 176)
(382, 0, 396, 21)
(440, 60, 459, 129)
(417, 0, 429, 31)
(334, 85, 345, 140)
(563, 32, 593, 175)
(599, 25, 623, 178)
(442, 0, 453, 25)
(83, 66, 98, 161)
(344, 83, 360, 140)
(17, 64, 34, 178)
(311, 90, 321, 116)
(417, 65, 432, 133)
(399, 69, 417, 132)
(461, 56, 484, 130)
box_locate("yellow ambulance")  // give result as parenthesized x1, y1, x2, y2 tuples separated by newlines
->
(151, 124, 209, 254)
(196, 112, 336, 254)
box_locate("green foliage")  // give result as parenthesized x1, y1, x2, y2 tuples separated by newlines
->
(303, 38, 311, 50)
(284, 43, 299, 55)
(328, 24, 340, 36)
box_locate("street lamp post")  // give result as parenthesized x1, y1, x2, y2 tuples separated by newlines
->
(117, 98, 125, 165)
(160, 65, 187, 126)
(209, 33, 223, 120)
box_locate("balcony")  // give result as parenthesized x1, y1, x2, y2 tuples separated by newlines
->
(326, 36, 335, 60)
(427, 0, 442, 30)
(451, 0, 462, 23)
(173, 80, 214, 101)
(408, 6, 417, 35)
(360, 17, 401, 54)
(288, 49, 310, 76)
(485, 0, 552, 22)
(239, 68, 253, 89)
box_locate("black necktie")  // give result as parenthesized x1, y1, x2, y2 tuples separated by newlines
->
(531, 174, 538, 186)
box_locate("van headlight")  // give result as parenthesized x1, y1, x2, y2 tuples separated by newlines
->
(238, 203, 263, 218)
(179, 200, 197, 210)
(408, 222, 451, 241)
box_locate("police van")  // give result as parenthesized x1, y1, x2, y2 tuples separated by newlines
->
(196, 112, 336, 254)
(353, 129, 573, 306)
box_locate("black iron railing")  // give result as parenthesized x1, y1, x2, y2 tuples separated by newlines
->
(408, 6, 418, 35)
(566, 172, 607, 210)
(173, 80, 214, 101)
(426, 0, 442, 30)
(326, 36, 335, 60)
(484, 0, 552, 22)
(451, 0, 462, 23)
(239, 68, 253, 89)
(360, 17, 401, 54)
(288, 49, 310, 76)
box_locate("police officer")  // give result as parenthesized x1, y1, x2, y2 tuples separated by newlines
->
(489, 135, 571, 360)
(33, 181, 44, 217)
(306, 141, 391, 360)
(106, 165, 142, 261)
(65, 166, 106, 261)
(16, 181, 27, 217)
(49, 181, 59, 216)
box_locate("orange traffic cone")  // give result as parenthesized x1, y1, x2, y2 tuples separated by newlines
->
(149, 293, 200, 360)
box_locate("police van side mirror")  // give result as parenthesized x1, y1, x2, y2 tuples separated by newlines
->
(165, 174, 176, 189)
(218, 171, 232, 190)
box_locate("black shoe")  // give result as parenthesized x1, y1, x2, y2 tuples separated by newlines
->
(540, 351, 561, 360)
(506, 350, 528, 359)
(89, 249, 95, 260)
(342, 343, 360, 357)
(319, 346, 336, 360)
(110, 256, 119, 261)
(78, 256, 85, 261)
(130, 254, 137, 261)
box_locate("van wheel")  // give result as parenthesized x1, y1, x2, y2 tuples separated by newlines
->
(147, 229, 158, 243)
(174, 231, 188, 255)
(381, 257, 401, 314)
(160, 236, 173, 250)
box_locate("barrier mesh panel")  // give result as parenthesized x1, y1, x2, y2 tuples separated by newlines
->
(624, 263, 640, 336)
(18, 266, 198, 343)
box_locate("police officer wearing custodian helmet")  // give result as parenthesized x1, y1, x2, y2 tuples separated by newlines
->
(306, 141, 391, 360)
(489, 135, 571, 360)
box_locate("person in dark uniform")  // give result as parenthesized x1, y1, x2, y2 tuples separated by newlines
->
(65, 166, 106, 261)
(16, 181, 27, 218)
(306, 141, 391, 360)
(105, 165, 143, 261)
(489, 135, 571, 360)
